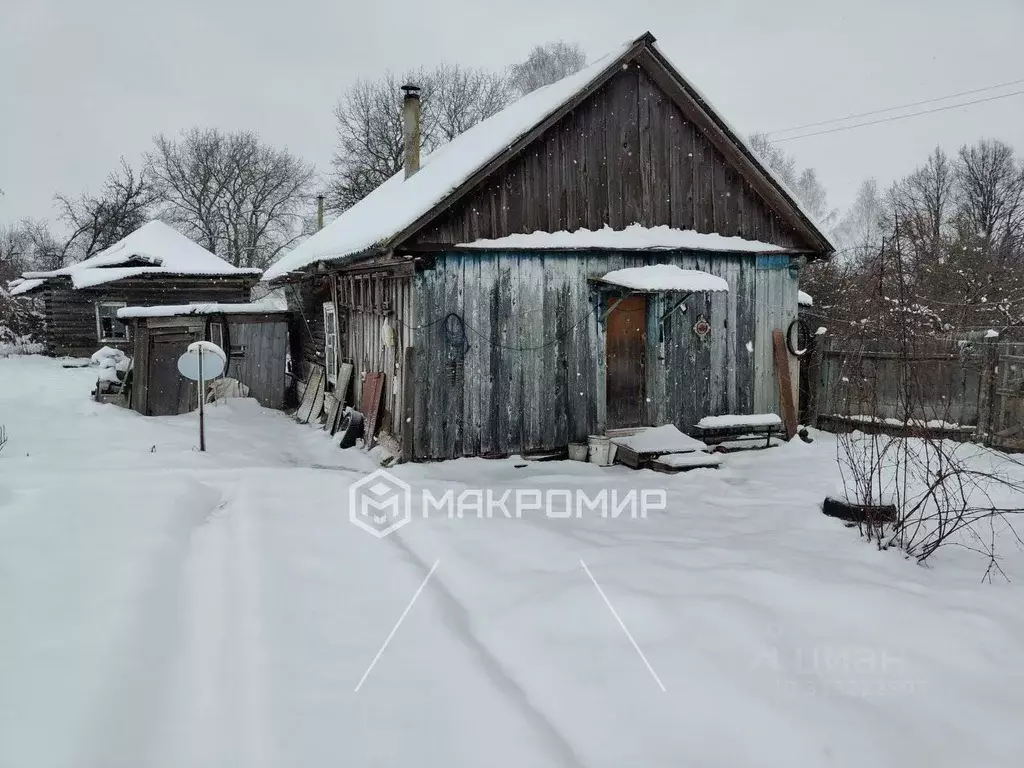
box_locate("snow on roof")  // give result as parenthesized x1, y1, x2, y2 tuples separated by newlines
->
(118, 300, 290, 319)
(263, 43, 634, 281)
(457, 225, 790, 253)
(263, 34, 835, 283)
(21, 221, 261, 290)
(798, 290, 813, 307)
(599, 264, 729, 293)
(8, 278, 45, 296)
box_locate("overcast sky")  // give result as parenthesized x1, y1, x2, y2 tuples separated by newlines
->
(2, 0, 1022, 231)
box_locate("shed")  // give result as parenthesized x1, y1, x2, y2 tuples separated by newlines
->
(7, 221, 261, 357)
(118, 302, 291, 416)
(265, 31, 835, 461)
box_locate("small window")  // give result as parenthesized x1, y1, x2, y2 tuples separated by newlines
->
(229, 344, 247, 358)
(95, 302, 127, 342)
(323, 302, 338, 384)
(209, 322, 225, 349)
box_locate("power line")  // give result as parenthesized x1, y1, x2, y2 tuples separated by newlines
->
(766, 77, 1024, 136)
(773, 90, 1024, 143)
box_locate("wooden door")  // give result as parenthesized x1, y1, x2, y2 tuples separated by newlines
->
(606, 294, 648, 429)
(147, 332, 195, 416)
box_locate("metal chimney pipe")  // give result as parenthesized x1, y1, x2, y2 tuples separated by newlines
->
(401, 84, 421, 178)
(316, 194, 325, 231)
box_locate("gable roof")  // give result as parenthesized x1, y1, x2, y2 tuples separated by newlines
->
(10, 221, 260, 295)
(263, 32, 834, 282)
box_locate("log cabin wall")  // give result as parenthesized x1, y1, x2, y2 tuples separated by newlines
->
(411, 249, 799, 461)
(409, 64, 810, 252)
(40, 276, 256, 357)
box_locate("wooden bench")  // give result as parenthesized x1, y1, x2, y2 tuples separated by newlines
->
(691, 414, 784, 451)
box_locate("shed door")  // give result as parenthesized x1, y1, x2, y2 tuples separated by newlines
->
(147, 332, 196, 416)
(606, 294, 647, 429)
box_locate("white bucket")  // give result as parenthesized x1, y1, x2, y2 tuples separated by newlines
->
(588, 435, 612, 466)
(568, 442, 589, 462)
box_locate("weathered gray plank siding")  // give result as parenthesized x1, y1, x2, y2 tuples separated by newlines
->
(409, 66, 809, 252)
(751, 256, 800, 413)
(411, 249, 788, 460)
(334, 272, 414, 435)
(224, 318, 290, 409)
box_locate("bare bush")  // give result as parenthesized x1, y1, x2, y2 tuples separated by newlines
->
(827, 229, 1024, 578)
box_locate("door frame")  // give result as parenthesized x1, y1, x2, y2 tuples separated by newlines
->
(603, 292, 649, 430)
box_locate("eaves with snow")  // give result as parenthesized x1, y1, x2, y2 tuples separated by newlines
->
(8, 221, 261, 296)
(263, 32, 834, 282)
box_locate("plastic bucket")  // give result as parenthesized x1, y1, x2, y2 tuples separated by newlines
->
(588, 435, 612, 466)
(568, 442, 589, 462)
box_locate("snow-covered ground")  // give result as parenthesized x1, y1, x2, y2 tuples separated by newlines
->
(2, 355, 1023, 767)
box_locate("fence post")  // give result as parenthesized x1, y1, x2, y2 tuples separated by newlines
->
(975, 338, 1000, 446)
(807, 332, 827, 427)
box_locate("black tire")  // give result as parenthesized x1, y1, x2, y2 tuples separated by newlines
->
(337, 410, 364, 449)
(786, 318, 813, 358)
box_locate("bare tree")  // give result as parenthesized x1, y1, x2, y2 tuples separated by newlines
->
(55, 159, 156, 263)
(0, 224, 32, 284)
(147, 129, 316, 269)
(509, 41, 587, 95)
(18, 219, 64, 272)
(834, 178, 885, 264)
(955, 139, 1024, 254)
(749, 132, 798, 188)
(890, 147, 954, 261)
(749, 133, 836, 227)
(329, 64, 512, 211)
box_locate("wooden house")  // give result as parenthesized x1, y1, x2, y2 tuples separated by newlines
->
(8, 221, 261, 357)
(264, 31, 834, 461)
(119, 302, 291, 416)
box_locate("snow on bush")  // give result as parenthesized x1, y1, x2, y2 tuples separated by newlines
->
(1, 282, 44, 354)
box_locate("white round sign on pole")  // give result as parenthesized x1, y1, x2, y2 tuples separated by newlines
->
(178, 341, 226, 381)
(177, 341, 226, 453)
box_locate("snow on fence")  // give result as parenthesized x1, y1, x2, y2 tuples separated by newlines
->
(812, 336, 1024, 450)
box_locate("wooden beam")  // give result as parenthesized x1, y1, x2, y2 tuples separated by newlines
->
(772, 329, 798, 439)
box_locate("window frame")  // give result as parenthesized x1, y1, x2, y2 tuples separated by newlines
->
(208, 321, 225, 350)
(95, 301, 128, 343)
(323, 301, 338, 384)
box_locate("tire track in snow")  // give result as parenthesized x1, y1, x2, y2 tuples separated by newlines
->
(81, 479, 225, 768)
(385, 532, 588, 768)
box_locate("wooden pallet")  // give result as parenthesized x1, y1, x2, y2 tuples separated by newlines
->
(650, 452, 722, 473)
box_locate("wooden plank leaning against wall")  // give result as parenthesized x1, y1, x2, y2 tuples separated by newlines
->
(331, 263, 415, 440)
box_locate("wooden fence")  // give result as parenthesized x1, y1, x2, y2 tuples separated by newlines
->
(806, 336, 1024, 451)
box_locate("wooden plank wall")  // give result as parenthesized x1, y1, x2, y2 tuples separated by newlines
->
(412, 249, 777, 460)
(41, 277, 254, 358)
(410, 65, 809, 252)
(338, 274, 414, 436)
(817, 337, 983, 427)
(225, 318, 290, 409)
(287, 273, 414, 436)
(752, 257, 800, 413)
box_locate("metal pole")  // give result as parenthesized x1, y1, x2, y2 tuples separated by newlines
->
(199, 350, 206, 452)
